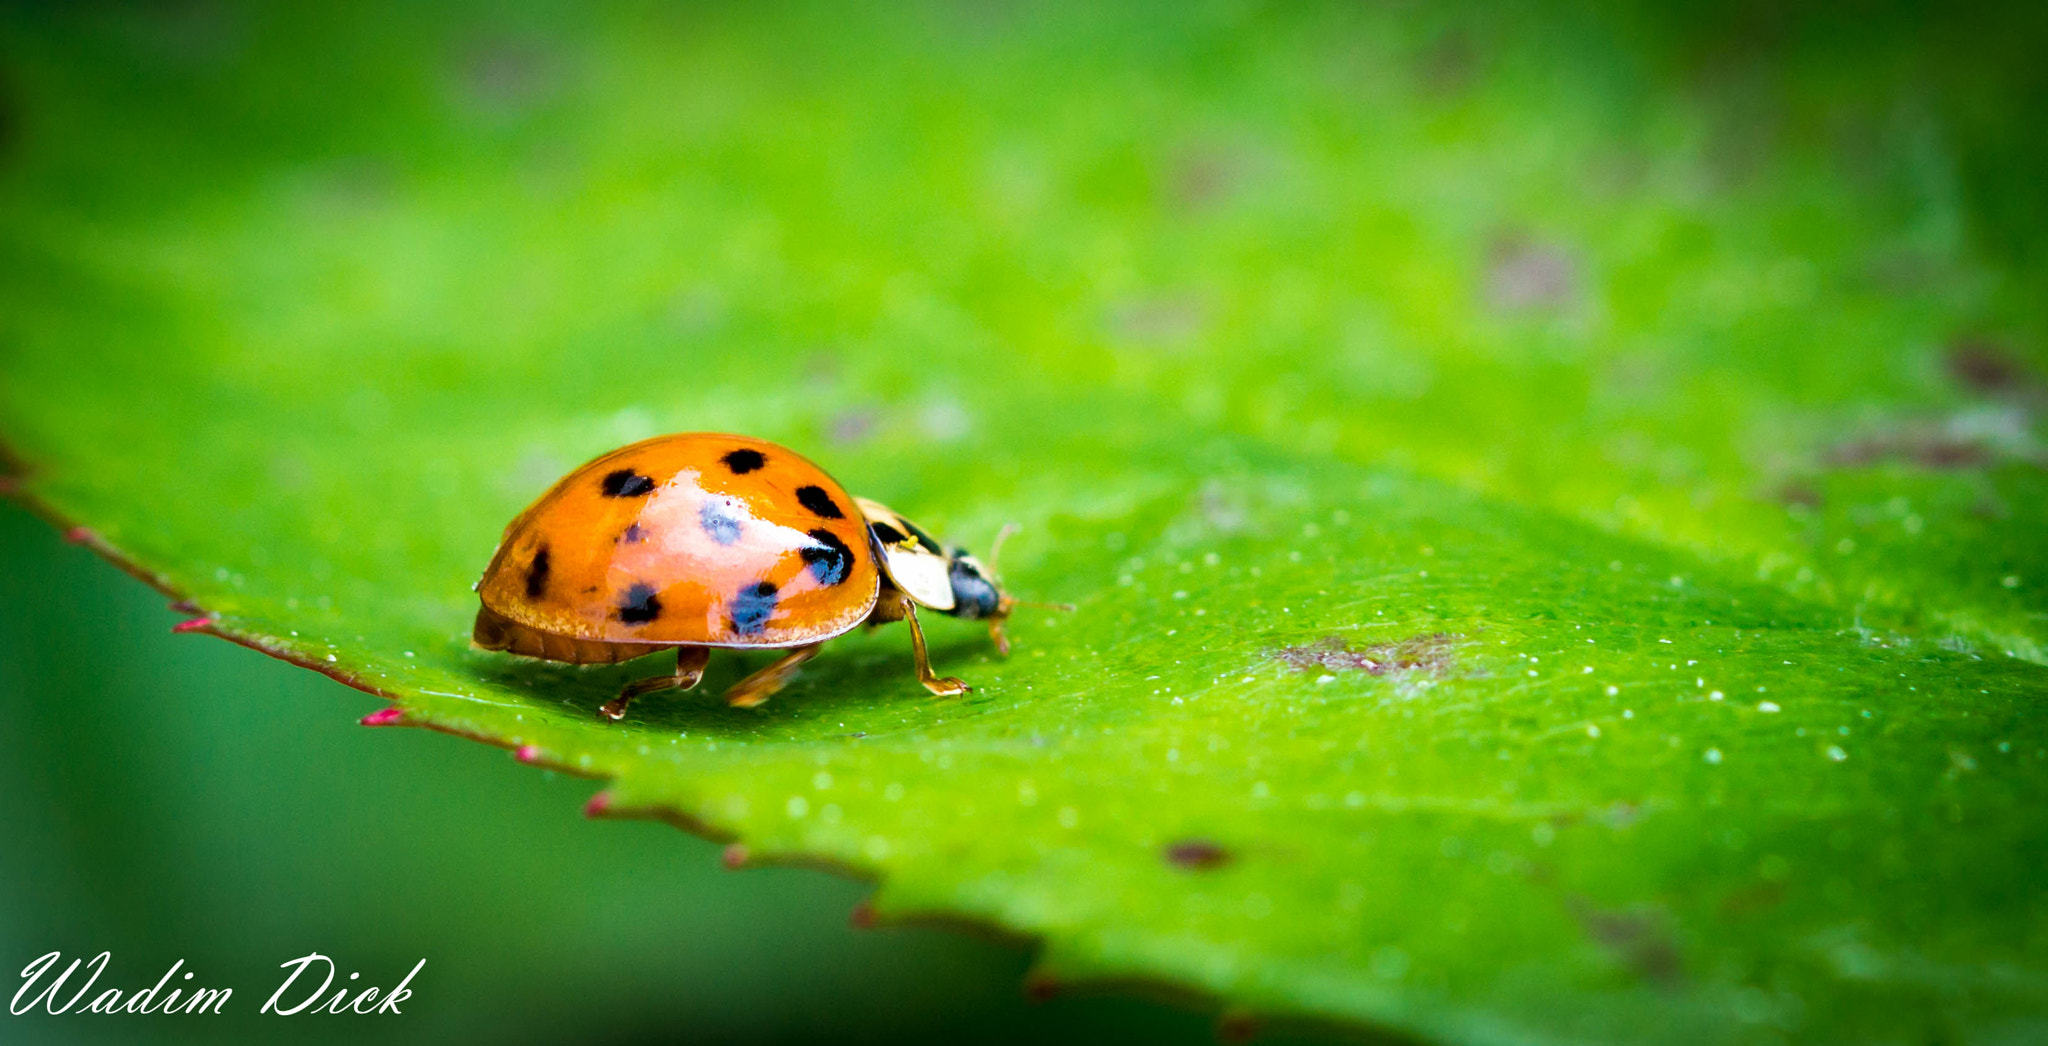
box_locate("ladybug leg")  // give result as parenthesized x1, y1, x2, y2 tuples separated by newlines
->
(900, 596, 971, 697)
(724, 644, 821, 709)
(599, 646, 711, 721)
(669, 645, 711, 690)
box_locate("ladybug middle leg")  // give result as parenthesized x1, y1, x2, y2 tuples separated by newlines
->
(724, 644, 822, 708)
(899, 596, 971, 697)
(600, 645, 711, 721)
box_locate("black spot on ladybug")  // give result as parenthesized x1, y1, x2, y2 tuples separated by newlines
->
(801, 529, 853, 585)
(869, 519, 908, 546)
(699, 499, 744, 545)
(601, 469, 656, 497)
(729, 580, 779, 635)
(619, 522, 647, 544)
(796, 485, 845, 519)
(722, 448, 767, 474)
(1164, 839, 1231, 870)
(617, 583, 663, 624)
(524, 546, 551, 599)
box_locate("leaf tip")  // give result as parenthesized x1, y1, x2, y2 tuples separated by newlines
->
(720, 843, 748, 870)
(62, 525, 94, 544)
(170, 616, 214, 634)
(359, 706, 405, 727)
(514, 744, 541, 763)
(583, 790, 613, 818)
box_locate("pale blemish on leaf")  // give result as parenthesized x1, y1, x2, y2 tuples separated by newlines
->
(1269, 633, 1464, 678)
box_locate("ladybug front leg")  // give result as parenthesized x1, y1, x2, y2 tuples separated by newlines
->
(899, 596, 971, 697)
(724, 644, 821, 709)
(599, 646, 711, 721)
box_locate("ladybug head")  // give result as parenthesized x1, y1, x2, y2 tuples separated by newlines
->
(942, 551, 1004, 621)
(940, 525, 1071, 657)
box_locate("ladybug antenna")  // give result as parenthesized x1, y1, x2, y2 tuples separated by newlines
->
(988, 593, 1072, 658)
(983, 523, 1071, 612)
(981, 524, 1071, 658)
(987, 522, 1022, 577)
(1008, 598, 1076, 612)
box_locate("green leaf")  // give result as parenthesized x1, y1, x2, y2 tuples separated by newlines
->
(4, 3, 2046, 1044)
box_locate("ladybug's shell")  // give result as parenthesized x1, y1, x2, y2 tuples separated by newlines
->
(476, 434, 880, 649)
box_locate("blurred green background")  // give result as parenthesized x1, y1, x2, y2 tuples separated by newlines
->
(4, 1, 2047, 1043)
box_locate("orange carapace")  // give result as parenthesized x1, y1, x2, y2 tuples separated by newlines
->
(472, 433, 1056, 719)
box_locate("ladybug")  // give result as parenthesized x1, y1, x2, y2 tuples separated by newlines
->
(471, 433, 1058, 719)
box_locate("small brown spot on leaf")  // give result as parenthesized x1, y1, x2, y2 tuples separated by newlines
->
(1197, 480, 1249, 533)
(1023, 971, 1060, 1002)
(1773, 482, 1823, 510)
(1947, 338, 2039, 397)
(1824, 429, 1994, 470)
(1719, 880, 1787, 918)
(1418, 28, 1480, 96)
(1568, 896, 1681, 985)
(1108, 294, 1207, 347)
(827, 407, 878, 445)
(1970, 496, 2011, 520)
(1216, 1011, 1260, 1043)
(1271, 633, 1463, 678)
(1171, 145, 1248, 211)
(1603, 801, 1643, 828)
(1486, 233, 1579, 312)
(456, 35, 561, 114)
(1164, 839, 1231, 870)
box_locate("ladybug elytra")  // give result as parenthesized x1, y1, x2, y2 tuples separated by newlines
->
(472, 433, 1056, 719)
